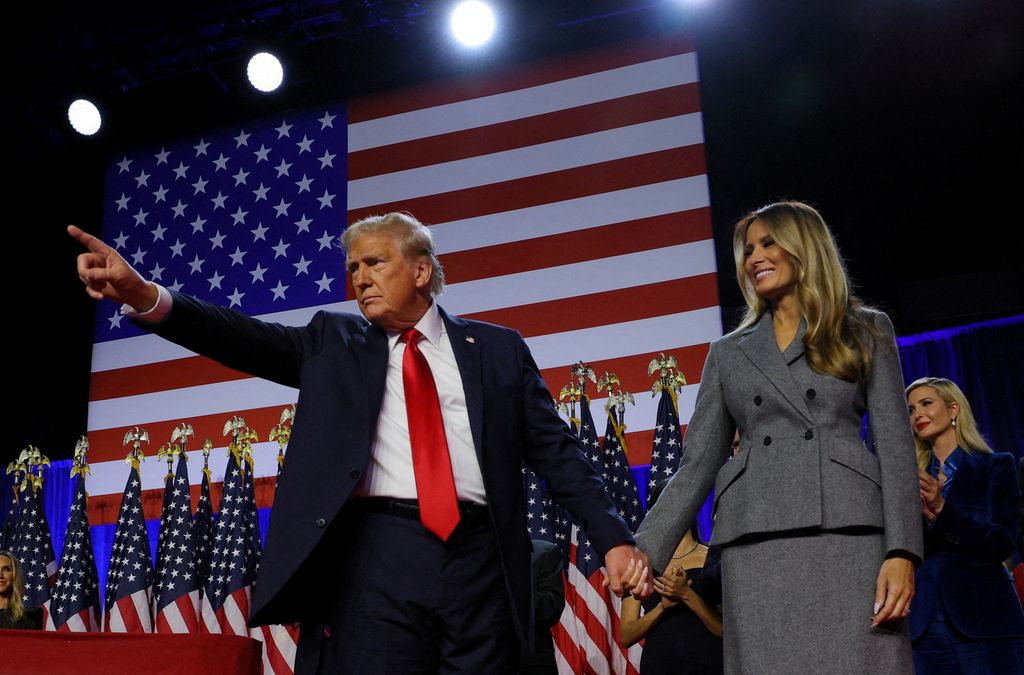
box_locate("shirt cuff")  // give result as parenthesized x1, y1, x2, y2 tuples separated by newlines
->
(120, 283, 172, 323)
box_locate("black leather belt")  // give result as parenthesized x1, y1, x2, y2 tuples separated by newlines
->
(351, 497, 490, 527)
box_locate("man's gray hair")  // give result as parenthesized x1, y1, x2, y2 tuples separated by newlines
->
(341, 212, 446, 296)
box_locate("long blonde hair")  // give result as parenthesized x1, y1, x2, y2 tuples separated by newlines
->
(0, 551, 26, 622)
(906, 377, 993, 470)
(734, 201, 878, 381)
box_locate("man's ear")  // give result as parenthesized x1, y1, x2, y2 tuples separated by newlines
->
(414, 257, 433, 290)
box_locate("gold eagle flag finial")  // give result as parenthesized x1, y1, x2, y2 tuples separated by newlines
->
(270, 405, 296, 472)
(648, 352, 687, 415)
(20, 445, 51, 493)
(122, 427, 150, 472)
(201, 438, 214, 482)
(71, 436, 92, 479)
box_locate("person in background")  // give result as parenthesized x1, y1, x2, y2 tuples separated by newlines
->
(524, 538, 565, 675)
(906, 376, 1024, 674)
(0, 551, 42, 630)
(620, 479, 723, 675)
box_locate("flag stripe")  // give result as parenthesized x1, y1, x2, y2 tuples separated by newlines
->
(347, 146, 706, 225)
(349, 53, 696, 148)
(428, 177, 710, 254)
(348, 36, 696, 124)
(438, 209, 712, 286)
(348, 83, 701, 179)
(350, 114, 703, 208)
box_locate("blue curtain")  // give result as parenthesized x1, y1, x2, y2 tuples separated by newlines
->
(898, 314, 1023, 458)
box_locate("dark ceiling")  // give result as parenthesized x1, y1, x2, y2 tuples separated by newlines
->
(5, 0, 1023, 463)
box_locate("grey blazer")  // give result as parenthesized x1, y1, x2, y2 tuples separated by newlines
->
(635, 309, 923, 572)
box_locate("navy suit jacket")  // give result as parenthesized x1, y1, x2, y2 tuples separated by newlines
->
(909, 450, 1024, 640)
(145, 291, 632, 643)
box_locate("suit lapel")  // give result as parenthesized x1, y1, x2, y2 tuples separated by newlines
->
(354, 320, 389, 423)
(440, 307, 486, 467)
(738, 312, 814, 423)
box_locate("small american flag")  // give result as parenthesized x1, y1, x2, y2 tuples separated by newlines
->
(524, 466, 556, 543)
(600, 409, 645, 533)
(49, 474, 100, 632)
(12, 479, 57, 626)
(201, 446, 297, 673)
(649, 390, 684, 488)
(193, 460, 215, 595)
(154, 455, 201, 633)
(201, 449, 255, 635)
(103, 465, 154, 632)
(553, 399, 642, 675)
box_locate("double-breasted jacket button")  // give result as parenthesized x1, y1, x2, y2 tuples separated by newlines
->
(806, 388, 817, 400)
(349, 468, 361, 480)
(315, 517, 327, 528)
(804, 430, 814, 440)
(763, 436, 772, 446)
(754, 395, 763, 406)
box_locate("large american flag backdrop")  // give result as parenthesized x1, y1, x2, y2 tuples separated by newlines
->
(82, 34, 722, 666)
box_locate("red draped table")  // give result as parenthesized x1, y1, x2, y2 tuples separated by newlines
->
(0, 630, 262, 674)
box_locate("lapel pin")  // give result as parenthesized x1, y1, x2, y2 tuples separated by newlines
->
(465, 336, 475, 343)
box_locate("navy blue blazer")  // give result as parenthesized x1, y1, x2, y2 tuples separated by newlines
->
(145, 291, 632, 644)
(909, 450, 1024, 640)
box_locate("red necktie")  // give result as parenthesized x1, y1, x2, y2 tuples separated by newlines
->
(400, 328, 460, 540)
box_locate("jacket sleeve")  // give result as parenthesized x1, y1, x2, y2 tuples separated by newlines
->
(929, 453, 1020, 563)
(138, 290, 323, 389)
(634, 341, 735, 573)
(864, 311, 923, 564)
(514, 333, 634, 557)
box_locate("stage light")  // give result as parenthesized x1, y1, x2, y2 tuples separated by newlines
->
(450, 1, 496, 47)
(247, 52, 284, 92)
(67, 99, 102, 136)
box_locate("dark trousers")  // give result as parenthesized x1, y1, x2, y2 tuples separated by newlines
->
(295, 502, 520, 674)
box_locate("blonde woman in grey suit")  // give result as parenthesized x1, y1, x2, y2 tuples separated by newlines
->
(634, 201, 922, 674)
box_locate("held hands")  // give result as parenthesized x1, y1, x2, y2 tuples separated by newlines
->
(918, 469, 945, 523)
(603, 544, 652, 600)
(871, 557, 914, 627)
(68, 225, 158, 311)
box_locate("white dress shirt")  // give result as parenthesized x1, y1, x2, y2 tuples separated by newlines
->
(355, 301, 487, 503)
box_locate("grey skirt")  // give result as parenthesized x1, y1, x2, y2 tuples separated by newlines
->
(720, 529, 913, 675)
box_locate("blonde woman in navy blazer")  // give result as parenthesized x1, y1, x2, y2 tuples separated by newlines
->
(907, 377, 1024, 674)
(635, 201, 922, 674)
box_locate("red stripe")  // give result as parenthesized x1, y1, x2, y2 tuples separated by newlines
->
(538, 343, 710, 402)
(441, 209, 712, 285)
(86, 406, 286, 463)
(349, 84, 702, 179)
(551, 620, 585, 673)
(88, 475, 279, 526)
(563, 571, 614, 665)
(466, 275, 719, 340)
(259, 624, 298, 674)
(90, 357, 250, 402)
(346, 145, 707, 227)
(106, 594, 149, 633)
(348, 35, 696, 123)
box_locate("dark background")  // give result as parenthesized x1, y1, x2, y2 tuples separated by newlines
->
(5, 0, 1022, 463)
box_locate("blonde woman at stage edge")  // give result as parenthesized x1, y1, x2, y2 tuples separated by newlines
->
(634, 201, 922, 674)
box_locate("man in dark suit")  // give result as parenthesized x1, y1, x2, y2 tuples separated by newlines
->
(70, 213, 650, 673)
